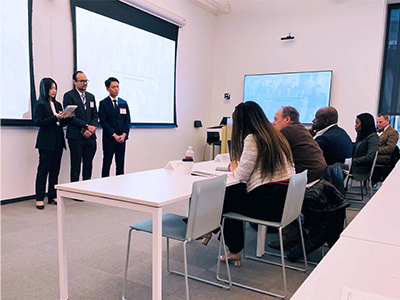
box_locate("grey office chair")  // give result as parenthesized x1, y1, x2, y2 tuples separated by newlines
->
(122, 175, 231, 300)
(345, 151, 378, 201)
(216, 170, 308, 299)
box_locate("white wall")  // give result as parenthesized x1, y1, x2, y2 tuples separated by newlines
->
(211, 0, 387, 140)
(0, 0, 391, 200)
(0, 0, 218, 200)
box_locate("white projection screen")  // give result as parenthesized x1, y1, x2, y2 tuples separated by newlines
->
(73, 1, 178, 127)
(1, 0, 33, 123)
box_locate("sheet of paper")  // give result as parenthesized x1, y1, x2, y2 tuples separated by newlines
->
(341, 287, 399, 300)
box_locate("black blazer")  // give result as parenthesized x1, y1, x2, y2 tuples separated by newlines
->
(99, 96, 131, 141)
(352, 132, 380, 180)
(315, 125, 353, 165)
(33, 99, 70, 151)
(63, 89, 98, 141)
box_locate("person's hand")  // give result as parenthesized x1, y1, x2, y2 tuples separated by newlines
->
(56, 111, 67, 119)
(68, 112, 76, 118)
(87, 125, 96, 133)
(83, 130, 92, 138)
(119, 133, 126, 143)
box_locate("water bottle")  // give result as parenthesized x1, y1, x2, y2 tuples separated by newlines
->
(185, 146, 194, 161)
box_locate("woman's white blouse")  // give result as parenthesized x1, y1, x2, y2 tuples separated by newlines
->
(233, 134, 295, 192)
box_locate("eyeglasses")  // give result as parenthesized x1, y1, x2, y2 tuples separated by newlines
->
(77, 79, 89, 83)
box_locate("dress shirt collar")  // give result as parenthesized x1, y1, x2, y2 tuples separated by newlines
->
(314, 123, 337, 139)
(76, 88, 85, 97)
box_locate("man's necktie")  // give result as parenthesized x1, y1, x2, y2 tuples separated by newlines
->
(113, 99, 119, 113)
(81, 93, 87, 110)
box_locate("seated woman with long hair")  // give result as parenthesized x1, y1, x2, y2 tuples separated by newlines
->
(352, 113, 379, 180)
(219, 101, 295, 266)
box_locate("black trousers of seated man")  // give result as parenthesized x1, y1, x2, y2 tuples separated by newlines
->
(222, 183, 288, 254)
(287, 208, 346, 261)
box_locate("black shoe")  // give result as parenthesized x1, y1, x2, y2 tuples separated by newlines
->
(287, 245, 302, 262)
(268, 236, 301, 250)
(48, 198, 57, 205)
(36, 201, 45, 210)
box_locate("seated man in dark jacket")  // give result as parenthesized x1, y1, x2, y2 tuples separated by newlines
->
(310, 107, 353, 165)
(286, 163, 349, 262)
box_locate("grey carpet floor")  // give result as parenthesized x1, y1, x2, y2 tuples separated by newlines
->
(1, 190, 363, 300)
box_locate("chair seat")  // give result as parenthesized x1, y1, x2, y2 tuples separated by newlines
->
(223, 212, 281, 228)
(130, 213, 188, 242)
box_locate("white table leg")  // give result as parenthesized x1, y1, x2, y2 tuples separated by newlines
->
(57, 193, 68, 300)
(152, 207, 163, 300)
(257, 225, 266, 257)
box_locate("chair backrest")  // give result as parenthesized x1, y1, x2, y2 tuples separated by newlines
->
(369, 151, 379, 178)
(280, 170, 308, 227)
(207, 131, 220, 144)
(185, 175, 227, 241)
(344, 157, 352, 172)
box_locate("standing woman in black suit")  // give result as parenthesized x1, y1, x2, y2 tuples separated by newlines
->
(33, 78, 72, 210)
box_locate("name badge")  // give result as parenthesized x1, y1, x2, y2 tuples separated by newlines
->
(120, 108, 127, 115)
(90, 101, 94, 108)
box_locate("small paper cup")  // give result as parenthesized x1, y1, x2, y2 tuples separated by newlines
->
(182, 161, 194, 174)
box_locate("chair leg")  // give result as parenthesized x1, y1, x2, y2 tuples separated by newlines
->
(278, 227, 287, 295)
(183, 241, 190, 300)
(203, 144, 208, 161)
(242, 222, 247, 258)
(122, 228, 134, 300)
(216, 223, 232, 287)
(169, 225, 231, 290)
(217, 219, 286, 298)
(298, 217, 308, 271)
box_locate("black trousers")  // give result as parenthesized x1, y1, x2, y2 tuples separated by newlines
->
(222, 183, 288, 254)
(35, 136, 64, 202)
(68, 138, 97, 182)
(101, 139, 126, 177)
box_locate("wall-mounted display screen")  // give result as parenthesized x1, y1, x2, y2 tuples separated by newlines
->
(72, 0, 178, 127)
(1, 0, 34, 124)
(243, 70, 333, 124)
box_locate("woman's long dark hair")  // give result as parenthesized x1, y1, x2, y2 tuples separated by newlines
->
(39, 77, 57, 103)
(231, 101, 293, 178)
(356, 113, 376, 142)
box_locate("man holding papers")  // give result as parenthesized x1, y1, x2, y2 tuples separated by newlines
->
(99, 77, 131, 177)
(63, 71, 98, 182)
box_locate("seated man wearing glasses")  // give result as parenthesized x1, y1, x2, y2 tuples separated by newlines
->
(63, 71, 98, 182)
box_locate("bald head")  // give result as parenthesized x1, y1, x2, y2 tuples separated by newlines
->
(312, 106, 338, 131)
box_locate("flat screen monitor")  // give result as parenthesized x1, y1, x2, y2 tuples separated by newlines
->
(243, 70, 332, 124)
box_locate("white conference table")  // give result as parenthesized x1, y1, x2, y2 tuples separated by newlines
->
(340, 163, 400, 247)
(291, 162, 400, 300)
(291, 236, 400, 300)
(56, 159, 237, 300)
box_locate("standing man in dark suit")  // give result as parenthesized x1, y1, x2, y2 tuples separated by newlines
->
(63, 71, 98, 182)
(310, 106, 353, 165)
(99, 77, 131, 177)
